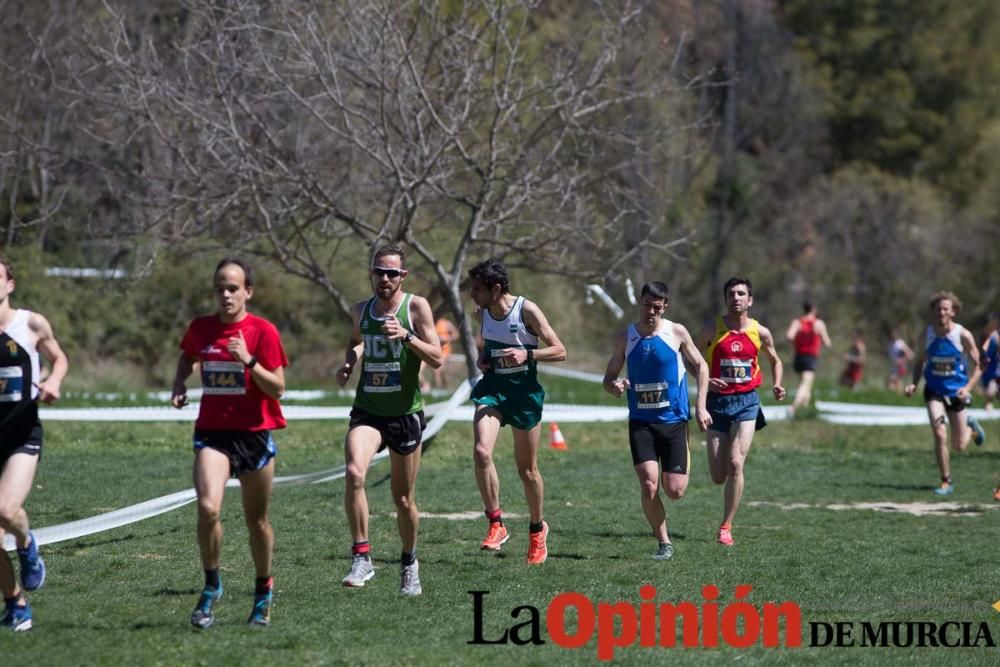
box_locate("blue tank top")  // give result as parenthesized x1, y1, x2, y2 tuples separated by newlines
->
(625, 321, 690, 423)
(923, 324, 968, 396)
(984, 334, 999, 382)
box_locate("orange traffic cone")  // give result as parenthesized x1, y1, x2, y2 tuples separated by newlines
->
(549, 422, 568, 451)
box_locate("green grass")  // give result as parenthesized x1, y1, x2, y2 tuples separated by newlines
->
(3, 414, 1000, 665)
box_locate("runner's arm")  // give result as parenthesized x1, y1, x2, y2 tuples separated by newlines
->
(759, 324, 786, 401)
(677, 323, 713, 431)
(602, 329, 628, 397)
(336, 302, 366, 387)
(29, 312, 68, 403)
(405, 296, 444, 368)
(905, 344, 926, 396)
(521, 300, 566, 363)
(818, 319, 833, 348)
(171, 352, 196, 408)
(785, 318, 799, 342)
(959, 329, 982, 397)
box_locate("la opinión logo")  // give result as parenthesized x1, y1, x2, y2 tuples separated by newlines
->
(468, 584, 801, 660)
(469, 586, 999, 659)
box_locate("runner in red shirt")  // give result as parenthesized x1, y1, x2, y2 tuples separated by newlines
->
(171, 258, 288, 629)
(785, 301, 831, 416)
(698, 277, 785, 547)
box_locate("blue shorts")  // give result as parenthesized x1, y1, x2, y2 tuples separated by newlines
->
(707, 391, 763, 432)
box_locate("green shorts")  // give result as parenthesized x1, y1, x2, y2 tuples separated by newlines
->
(471, 374, 545, 431)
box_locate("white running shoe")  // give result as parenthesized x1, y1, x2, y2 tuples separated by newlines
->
(400, 560, 422, 596)
(342, 555, 375, 587)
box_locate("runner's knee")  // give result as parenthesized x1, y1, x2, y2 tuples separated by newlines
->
(517, 464, 540, 485)
(0, 502, 20, 527)
(639, 477, 658, 500)
(244, 512, 270, 532)
(196, 500, 221, 524)
(344, 462, 368, 489)
(393, 492, 416, 513)
(473, 442, 494, 467)
(664, 484, 685, 500)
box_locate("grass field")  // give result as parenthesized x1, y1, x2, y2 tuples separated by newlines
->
(3, 399, 1000, 665)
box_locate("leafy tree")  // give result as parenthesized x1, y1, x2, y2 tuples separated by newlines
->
(53, 0, 704, 378)
(780, 0, 1000, 204)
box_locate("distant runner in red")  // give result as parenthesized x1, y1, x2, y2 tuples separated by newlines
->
(786, 301, 831, 416)
(839, 329, 866, 390)
(171, 258, 288, 629)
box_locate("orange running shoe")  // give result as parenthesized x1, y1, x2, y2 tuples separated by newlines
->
(717, 526, 734, 546)
(480, 522, 510, 551)
(526, 522, 549, 565)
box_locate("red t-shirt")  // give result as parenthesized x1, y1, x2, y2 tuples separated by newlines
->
(794, 316, 821, 356)
(180, 313, 288, 431)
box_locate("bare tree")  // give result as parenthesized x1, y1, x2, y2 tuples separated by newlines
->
(59, 0, 703, 376)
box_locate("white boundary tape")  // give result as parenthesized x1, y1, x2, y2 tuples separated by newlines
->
(816, 400, 999, 425)
(4, 381, 474, 551)
(10, 372, 985, 550)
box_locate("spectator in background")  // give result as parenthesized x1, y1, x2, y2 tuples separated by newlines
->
(886, 328, 914, 393)
(839, 329, 866, 389)
(978, 313, 998, 411)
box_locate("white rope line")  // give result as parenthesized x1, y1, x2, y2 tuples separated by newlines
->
(4, 381, 474, 551)
(10, 379, 982, 550)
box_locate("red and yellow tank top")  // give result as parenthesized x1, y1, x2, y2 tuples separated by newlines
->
(794, 316, 821, 356)
(706, 317, 762, 394)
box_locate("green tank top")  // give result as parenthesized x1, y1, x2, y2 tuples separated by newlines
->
(354, 293, 423, 416)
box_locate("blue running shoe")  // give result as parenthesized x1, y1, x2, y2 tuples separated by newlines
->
(247, 590, 272, 626)
(933, 482, 954, 496)
(190, 585, 223, 629)
(1, 600, 32, 632)
(968, 415, 986, 447)
(17, 532, 46, 591)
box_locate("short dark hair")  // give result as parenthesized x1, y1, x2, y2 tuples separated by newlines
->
(640, 281, 669, 301)
(802, 301, 814, 314)
(215, 257, 254, 289)
(722, 276, 752, 297)
(468, 258, 509, 293)
(372, 244, 406, 268)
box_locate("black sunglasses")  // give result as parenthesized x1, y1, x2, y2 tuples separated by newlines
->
(371, 267, 405, 278)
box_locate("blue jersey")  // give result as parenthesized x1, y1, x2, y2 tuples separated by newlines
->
(923, 324, 969, 396)
(983, 333, 999, 384)
(625, 321, 690, 423)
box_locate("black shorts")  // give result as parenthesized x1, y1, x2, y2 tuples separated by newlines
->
(0, 414, 43, 468)
(793, 354, 818, 373)
(924, 386, 970, 413)
(193, 429, 277, 477)
(349, 408, 426, 456)
(628, 420, 690, 473)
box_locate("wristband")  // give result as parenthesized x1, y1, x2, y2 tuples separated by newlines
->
(527, 349, 534, 362)
(246, 356, 258, 369)
(404, 331, 414, 343)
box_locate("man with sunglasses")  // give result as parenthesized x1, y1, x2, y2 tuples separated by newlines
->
(336, 245, 442, 595)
